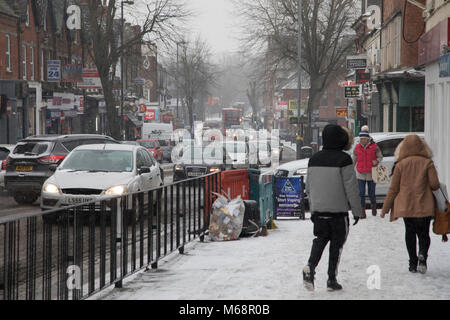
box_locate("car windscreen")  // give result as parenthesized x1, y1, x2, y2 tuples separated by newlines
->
(138, 141, 155, 148)
(224, 142, 247, 153)
(0, 148, 10, 160)
(13, 141, 53, 156)
(250, 142, 269, 151)
(158, 140, 168, 147)
(181, 147, 223, 162)
(59, 150, 134, 172)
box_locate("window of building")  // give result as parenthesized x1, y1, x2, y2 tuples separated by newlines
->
(22, 45, 27, 80)
(6, 35, 11, 72)
(334, 89, 341, 106)
(41, 49, 44, 81)
(30, 47, 34, 80)
(26, 4, 30, 27)
(321, 91, 328, 107)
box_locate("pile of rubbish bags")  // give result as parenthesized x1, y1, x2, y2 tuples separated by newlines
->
(209, 195, 245, 241)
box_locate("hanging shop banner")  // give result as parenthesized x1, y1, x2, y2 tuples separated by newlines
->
(74, 95, 84, 114)
(62, 64, 83, 82)
(47, 60, 61, 82)
(288, 100, 298, 111)
(346, 55, 367, 69)
(336, 107, 348, 117)
(275, 177, 304, 218)
(77, 69, 102, 89)
(355, 69, 371, 84)
(48, 93, 75, 110)
(344, 86, 361, 98)
(144, 108, 160, 121)
(276, 101, 289, 111)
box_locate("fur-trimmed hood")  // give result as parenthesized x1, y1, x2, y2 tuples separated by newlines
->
(395, 135, 433, 162)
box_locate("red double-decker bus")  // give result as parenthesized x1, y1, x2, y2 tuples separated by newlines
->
(222, 108, 242, 133)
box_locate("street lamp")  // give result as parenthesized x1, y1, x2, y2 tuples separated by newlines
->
(176, 41, 186, 120)
(296, 0, 303, 159)
(121, 0, 134, 140)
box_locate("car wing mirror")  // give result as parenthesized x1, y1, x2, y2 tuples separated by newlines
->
(49, 164, 58, 172)
(138, 166, 151, 175)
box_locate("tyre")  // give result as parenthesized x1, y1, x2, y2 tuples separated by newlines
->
(14, 191, 39, 205)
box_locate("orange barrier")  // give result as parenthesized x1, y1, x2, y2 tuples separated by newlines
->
(220, 169, 249, 201)
(204, 169, 249, 228)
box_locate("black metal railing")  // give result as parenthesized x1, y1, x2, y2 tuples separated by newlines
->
(0, 172, 221, 300)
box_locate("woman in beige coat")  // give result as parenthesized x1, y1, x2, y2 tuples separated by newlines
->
(381, 134, 440, 274)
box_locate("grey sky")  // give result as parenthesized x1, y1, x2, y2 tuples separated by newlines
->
(187, 0, 240, 55)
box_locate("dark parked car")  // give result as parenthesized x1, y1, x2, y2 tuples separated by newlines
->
(173, 145, 232, 182)
(5, 134, 119, 205)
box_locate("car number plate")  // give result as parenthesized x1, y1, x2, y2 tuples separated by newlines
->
(188, 172, 202, 177)
(16, 165, 33, 172)
(66, 197, 94, 205)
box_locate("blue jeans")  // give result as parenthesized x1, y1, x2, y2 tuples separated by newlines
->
(358, 179, 376, 208)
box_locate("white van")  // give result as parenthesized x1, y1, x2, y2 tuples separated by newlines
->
(142, 123, 173, 141)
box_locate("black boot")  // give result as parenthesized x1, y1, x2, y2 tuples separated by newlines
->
(302, 265, 315, 291)
(409, 258, 418, 273)
(418, 254, 427, 274)
(327, 278, 343, 291)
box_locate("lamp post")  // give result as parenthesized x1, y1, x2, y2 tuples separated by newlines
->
(121, 0, 134, 140)
(296, 0, 303, 159)
(176, 41, 186, 120)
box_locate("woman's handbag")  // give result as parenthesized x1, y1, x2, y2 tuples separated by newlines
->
(372, 165, 390, 184)
(432, 184, 450, 242)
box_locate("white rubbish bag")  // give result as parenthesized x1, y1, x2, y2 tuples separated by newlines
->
(209, 194, 245, 241)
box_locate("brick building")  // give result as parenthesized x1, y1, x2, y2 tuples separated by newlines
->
(421, 0, 450, 190)
(0, 0, 158, 143)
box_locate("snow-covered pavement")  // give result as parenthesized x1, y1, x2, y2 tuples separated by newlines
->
(92, 211, 450, 300)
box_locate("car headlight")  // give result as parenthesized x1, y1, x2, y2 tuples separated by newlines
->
(209, 167, 220, 173)
(43, 183, 61, 194)
(175, 165, 183, 171)
(294, 169, 308, 176)
(105, 185, 126, 196)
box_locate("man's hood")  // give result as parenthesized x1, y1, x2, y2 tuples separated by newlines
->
(322, 124, 349, 150)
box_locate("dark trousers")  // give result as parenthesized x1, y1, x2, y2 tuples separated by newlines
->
(308, 213, 349, 280)
(358, 179, 376, 208)
(403, 217, 432, 265)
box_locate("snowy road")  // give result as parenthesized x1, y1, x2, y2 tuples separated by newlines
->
(92, 210, 450, 300)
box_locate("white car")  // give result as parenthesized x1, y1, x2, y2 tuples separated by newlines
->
(0, 144, 15, 189)
(349, 132, 425, 204)
(223, 141, 249, 169)
(40, 144, 163, 212)
(274, 158, 309, 178)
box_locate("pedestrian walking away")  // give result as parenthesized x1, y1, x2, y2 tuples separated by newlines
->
(303, 124, 364, 292)
(381, 135, 440, 274)
(352, 125, 383, 216)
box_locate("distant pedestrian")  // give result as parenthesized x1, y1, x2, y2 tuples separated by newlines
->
(352, 125, 383, 216)
(381, 135, 440, 274)
(303, 124, 364, 292)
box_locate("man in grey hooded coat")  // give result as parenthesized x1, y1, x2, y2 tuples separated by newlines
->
(303, 124, 364, 292)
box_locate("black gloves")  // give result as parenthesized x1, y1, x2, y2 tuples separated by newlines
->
(353, 217, 360, 226)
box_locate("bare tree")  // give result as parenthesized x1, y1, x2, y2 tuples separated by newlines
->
(235, 0, 358, 143)
(167, 37, 217, 131)
(78, 0, 189, 139)
(246, 81, 260, 120)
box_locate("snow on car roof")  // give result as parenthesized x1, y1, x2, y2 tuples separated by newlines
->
(74, 144, 142, 151)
